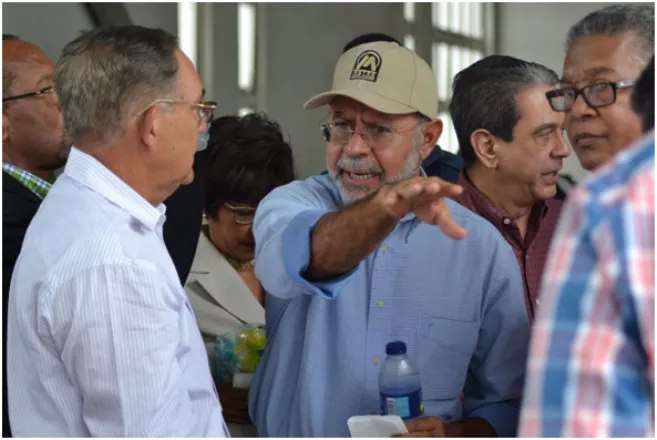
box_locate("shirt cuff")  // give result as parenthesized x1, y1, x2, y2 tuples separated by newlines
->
(466, 400, 520, 437)
(282, 210, 359, 299)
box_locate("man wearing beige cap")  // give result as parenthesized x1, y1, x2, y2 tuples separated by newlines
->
(248, 42, 529, 437)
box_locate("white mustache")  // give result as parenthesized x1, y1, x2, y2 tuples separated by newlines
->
(336, 157, 382, 175)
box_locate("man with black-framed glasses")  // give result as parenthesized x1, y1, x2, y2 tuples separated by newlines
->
(2, 34, 72, 438)
(553, 4, 654, 171)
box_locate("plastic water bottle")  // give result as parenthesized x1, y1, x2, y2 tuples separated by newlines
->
(379, 340, 424, 420)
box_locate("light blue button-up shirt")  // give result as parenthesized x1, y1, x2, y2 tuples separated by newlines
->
(249, 174, 529, 437)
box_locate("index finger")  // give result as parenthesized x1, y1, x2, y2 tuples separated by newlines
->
(433, 202, 467, 240)
(397, 179, 463, 202)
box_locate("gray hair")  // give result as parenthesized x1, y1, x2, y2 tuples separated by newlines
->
(566, 4, 654, 61)
(54, 26, 180, 146)
(449, 55, 559, 168)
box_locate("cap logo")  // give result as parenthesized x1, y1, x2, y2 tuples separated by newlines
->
(350, 50, 382, 82)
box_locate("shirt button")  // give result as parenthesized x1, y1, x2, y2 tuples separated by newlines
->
(377, 301, 386, 308)
(503, 218, 511, 225)
(373, 357, 381, 366)
(380, 245, 388, 254)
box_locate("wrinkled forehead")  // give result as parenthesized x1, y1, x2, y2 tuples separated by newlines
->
(174, 49, 204, 100)
(562, 32, 648, 84)
(3, 46, 55, 94)
(3, 41, 54, 74)
(516, 83, 565, 130)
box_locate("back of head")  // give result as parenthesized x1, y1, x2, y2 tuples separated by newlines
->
(202, 113, 295, 216)
(449, 55, 559, 168)
(54, 25, 179, 147)
(566, 4, 654, 61)
(632, 56, 655, 133)
(342, 33, 401, 53)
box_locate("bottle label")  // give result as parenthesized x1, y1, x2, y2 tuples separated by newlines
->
(380, 388, 423, 419)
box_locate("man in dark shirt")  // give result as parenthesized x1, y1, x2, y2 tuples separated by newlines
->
(449, 55, 571, 321)
(162, 150, 206, 284)
(2, 34, 72, 438)
(341, 33, 463, 183)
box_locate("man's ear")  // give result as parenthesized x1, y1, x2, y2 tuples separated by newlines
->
(419, 119, 443, 160)
(139, 105, 159, 151)
(470, 128, 499, 169)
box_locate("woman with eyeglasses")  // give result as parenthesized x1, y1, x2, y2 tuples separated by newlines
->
(184, 113, 295, 436)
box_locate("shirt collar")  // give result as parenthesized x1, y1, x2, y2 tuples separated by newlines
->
(457, 171, 549, 224)
(2, 162, 52, 200)
(422, 145, 444, 167)
(63, 147, 166, 231)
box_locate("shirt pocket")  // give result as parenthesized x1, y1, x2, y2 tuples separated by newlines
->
(415, 316, 479, 400)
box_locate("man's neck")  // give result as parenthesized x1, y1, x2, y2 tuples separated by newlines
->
(2, 150, 51, 181)
(467, 166, 534, 238)
(85, 145, 166, 208)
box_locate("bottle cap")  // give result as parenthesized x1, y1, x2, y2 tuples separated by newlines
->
(386, 341, 407, 355)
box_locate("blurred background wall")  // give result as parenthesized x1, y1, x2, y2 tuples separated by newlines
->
(3, 2, 616, 180)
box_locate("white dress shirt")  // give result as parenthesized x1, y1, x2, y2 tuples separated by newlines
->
(7, 147, 229, 437)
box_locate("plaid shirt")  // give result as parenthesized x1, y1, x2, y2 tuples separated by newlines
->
(519, 133, 655, 437)
(3, 163, 52, 200)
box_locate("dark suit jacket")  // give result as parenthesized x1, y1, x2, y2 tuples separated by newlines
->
(162, 152, 206, 286)
(3, 171, 43, 437)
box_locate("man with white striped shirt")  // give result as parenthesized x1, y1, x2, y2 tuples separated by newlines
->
(6, 26, 227, 437)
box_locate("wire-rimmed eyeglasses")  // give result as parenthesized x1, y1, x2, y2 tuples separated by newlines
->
(320, 120, 426, 148)
(224, 203, 256, 225)
(137, 99, 217, 124)
(3, 86, 55, 103)
(546, 80, 636, 112)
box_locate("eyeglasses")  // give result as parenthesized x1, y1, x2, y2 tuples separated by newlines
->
(320, 121, 425, 148)
(138, 99, 217, 124)
(546, 80, 636, 112)
(3, 86, 55, 103)
(224, 203, 256, 225)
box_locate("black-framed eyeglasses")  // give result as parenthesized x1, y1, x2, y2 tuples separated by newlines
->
(546, 80, 636, 112)
(319, 120, 426, 149)
(224, 203, 256, 225)
(2, 86, 55, 103)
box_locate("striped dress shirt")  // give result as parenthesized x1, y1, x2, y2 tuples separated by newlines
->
(7, 147, 228, 437)
(519, 134, 655, 437)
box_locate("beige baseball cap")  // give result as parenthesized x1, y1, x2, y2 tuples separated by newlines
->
(304, 41, 438, 119)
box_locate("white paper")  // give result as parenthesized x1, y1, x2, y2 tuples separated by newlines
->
(347, 415, 408, 438)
